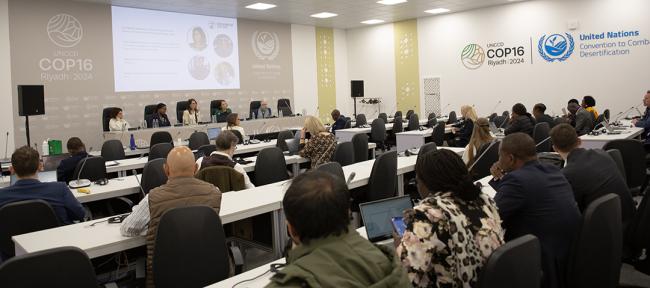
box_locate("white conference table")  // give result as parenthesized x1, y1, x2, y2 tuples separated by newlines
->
(336, 119, 432, 142)
(579, 126, 643, 149)
(395, 127, 454, 152)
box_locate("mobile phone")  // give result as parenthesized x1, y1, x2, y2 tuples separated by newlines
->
(391, 217, 406, 237)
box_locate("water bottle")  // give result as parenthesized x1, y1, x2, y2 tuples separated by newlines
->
(279, 109, 283, 118)
(153, 119, 159, 128)
(129, 134, 136, 150)
(42, 140, 49, 156)
(212, 114, 217, 123)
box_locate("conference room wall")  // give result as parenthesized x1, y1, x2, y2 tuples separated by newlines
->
(291, 24, 318, 117)
(0, 0, 15, 154)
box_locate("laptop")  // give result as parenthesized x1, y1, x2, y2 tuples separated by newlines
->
(359, 196, 413, 242)
(42, 154, 70, 171)
(207, 127, 222, 140)
(10, 170, 58, 185)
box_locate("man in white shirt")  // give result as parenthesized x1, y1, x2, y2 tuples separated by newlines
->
(195, 130, 255, 189)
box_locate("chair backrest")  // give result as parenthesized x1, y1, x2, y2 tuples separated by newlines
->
(370, 118, 386, 142)
(176, 101, 190, 124)
(391, 116, 403, 133)
(631, 181, 650, 256)
(195, 166, 245, 192)
(102, 107, 118, 132)
(602, 139, 646, 189)
(367, 151, 397, 202)
(150, 131, 173, 147)
(144, 104, 157, 122)
(153, 206, 229, 288)
(493, 115, 507, 128)
(502, 110, 510, 119)
(316, 162, 345, 181)
(355, 114, 367, 127)
(488, 113, 498, 122)
(378, 113, 388, 124)
(432, 121, 446, 146)
(606, 149, 626, 180)
(72, 156, 106, 182)
(567, 194, 622, 288)
(188, 132, 210, 150)
(141, 158, 167, 195)
(332, 142, 355, 167)
(351, 133, 369, 163)
(197, 145, 216, 159)
(254, 147, 289, 185)
(603, 109, 610, 121)
(343, 119, 352, 129)
(478, 235, 541, 288)
(249, 101, 261, 118)
(101, 139, 126, 161)
(426, 118, 437, 128)
(210, 100, 224, 116)
(447, 111, 457, 124)
(276, 130, 294, 152)
(277, 98, 292, 116)
(532, 122, 551, 153)
(228, 129, 244, 144)
(148, 143, 173, 161)
(595, 114, 606, 126)
(0, 200, 60, 258)
(0, 246, 98, 287)
(405, 110, 414, 120)
(407, 113, 419, 131)
(470, 141, 500, 181)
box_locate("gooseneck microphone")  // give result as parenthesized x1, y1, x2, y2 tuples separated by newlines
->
(69, 147, 93, 189)
(346, 172, 356, 186)
(2, 132, 9, 162)
(468, 140, 498, 172)
(489, 100, 502, 116)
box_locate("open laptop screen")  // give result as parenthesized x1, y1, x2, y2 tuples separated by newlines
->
(207, 127, 221, 140)
(360, 196, 413, 242)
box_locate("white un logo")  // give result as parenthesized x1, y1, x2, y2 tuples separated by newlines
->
(538, 33, 574, 62)
(46, 14, 83, 48)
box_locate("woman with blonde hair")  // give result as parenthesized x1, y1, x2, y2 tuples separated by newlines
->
(450, 105, 478, 147)
(299, 116, 336, 169)
(462, 117, 494, 166)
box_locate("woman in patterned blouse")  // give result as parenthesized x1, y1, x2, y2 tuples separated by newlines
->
(299, 116, 337, 169)
(396, 149, 504, 288)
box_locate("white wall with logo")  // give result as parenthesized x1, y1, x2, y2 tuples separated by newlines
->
(0, 0, 15, 153)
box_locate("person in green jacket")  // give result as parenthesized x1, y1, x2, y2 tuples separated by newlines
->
(266, 171, 410, 288)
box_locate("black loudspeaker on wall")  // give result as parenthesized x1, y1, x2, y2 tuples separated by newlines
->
(351, 80, 364, 98)
(18, 85, 45, 116)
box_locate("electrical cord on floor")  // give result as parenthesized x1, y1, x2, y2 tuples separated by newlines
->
(231, 263, 286, 287)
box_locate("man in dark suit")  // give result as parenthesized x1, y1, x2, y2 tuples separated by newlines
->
(489, 133, 580, 288)
(550, 124, 635, 222)
(330, 109, 347, 134)
(533, 103, 555, 128)
(56, 137, 88, 183)
(569, 103, 594, 135)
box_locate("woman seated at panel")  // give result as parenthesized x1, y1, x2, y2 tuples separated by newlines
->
(182, 98, 201, 126)
(108, 107, 130, 131)
(396, 149, 504, 287)
(214, 100, 232, 122)
(299, 116, 336, 169)
(224, 113, 247, 142)
(449, 105, 478, 147)
(462, 117, 494, 166)
(149, 103, 171, 127)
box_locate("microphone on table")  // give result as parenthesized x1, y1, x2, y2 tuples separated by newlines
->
(613, 106, 639, 122)
(346, 172, 356, 186)
(467, 141, 498, 172)
(488, 100, 502, 116)
(69, 147, 93, 189)
(635, 106, 644, 117)
(1, 132, 9, 162)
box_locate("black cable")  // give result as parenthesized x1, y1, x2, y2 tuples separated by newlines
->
(231, 269, 271, 288)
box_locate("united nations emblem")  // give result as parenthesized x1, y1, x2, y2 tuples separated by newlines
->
(538, 33, 574, 62)
(47, 14, 83, 48)
(461, 44, 485, 70)
(252, 31, 280, 60)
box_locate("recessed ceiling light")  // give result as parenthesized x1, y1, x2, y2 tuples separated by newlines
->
(245, 3, 276, 10)
(310, 12, 338, 18)
(361, 19, 385, 25)
(377, 0, 407, 5)
(424, 8, 450, 14)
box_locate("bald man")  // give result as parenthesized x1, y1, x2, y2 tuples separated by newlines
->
(120, 146, 222, 287)
(257, 99, 272, 119)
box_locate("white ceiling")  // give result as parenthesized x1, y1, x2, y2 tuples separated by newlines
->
(74, 0, 529, 29)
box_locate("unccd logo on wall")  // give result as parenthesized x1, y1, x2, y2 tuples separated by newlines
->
(252, 31, 280, 60)
(40, 13, 94, 82)
(461, 42, 526, 69)
(538, 33, 575, 62)
(461, 44, 485, 69)
(46, 14, 83, 48)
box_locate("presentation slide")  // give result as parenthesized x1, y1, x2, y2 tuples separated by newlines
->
(112, 6, 240, 92)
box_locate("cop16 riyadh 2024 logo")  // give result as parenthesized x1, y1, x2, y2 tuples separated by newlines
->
(538, 33, 575, 62)
(460, 44, 485, 69)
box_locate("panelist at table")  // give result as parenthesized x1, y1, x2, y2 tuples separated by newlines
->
(108, 107, 131, 131)
(147, 103, 171, 128)
(182, 98, 201, 126)
(213, 100, 232, 123)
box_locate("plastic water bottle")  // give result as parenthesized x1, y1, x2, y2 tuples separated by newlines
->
(42, 140, 49, 156)
(153, 119, 159, 128)
(129, 134, 136, 150)
(279, 109, 283, 118)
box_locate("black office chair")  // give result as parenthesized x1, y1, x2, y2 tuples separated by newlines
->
(355, 114, 367, 127)
(405, 110, 414, 121)
(606, 149, 626, 180)
(153, 206, 230, 288)
(431, 121, 446, 146)
(603, 109, 610, 121)
(394, 111, 403, 119)
(447, 111, 457, 124)
(478, 235, 541, 288)
(141, 158, 167, 195)
(343, 119, 352, 129)
(595, 114, 606, 127)
(317, 162, 345, 181)
(493, 115, 507, 129)
(210, 100, 225, 117)
(176, 101, 190, 124)
(0, 200, 60, 259)
(387, 116, 403, 148)
(416, 143, 437, 161)
(150, 131, 173, 147)
(0, 246, 98, 287)
(567, 194, 622, 288)
(366, 151, 398, 202)
(407, 113, 419, 131)
(369, 118, 387, 151)
(276, 130, 294, 152)
(332, 142, 355, 167)
(351, 133, 369, 163)
(149, 143, 173, 161)
(249, 101, 261, 119)
(188, 132, 210, 150)
(102, 107, 118, 132)
(470, 141, 500, 181)
(72, 156, 106, 182)
(426, 118, 437, 129)
(144, 104, 157, 123)
(277, 98, 292, 116)
(229, 129, 244, 144)
(197, 145, 216, 159)
(502, 110, 510, 119)
(602, 140, 647, 195)
(533, 122, 551, 153)
(488, 113, 498, 123)
(427, 112, 436, 120)
(101, 139, 125, 161)
(254, 147, 289, 185)
(378, 113, 388, 124)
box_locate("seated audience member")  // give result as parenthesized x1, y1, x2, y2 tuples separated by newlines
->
(108, 107, 130, 131)
(632, 91, 650, 151)
(120, 146, 222, 286)
(299, 116, 336, 169)
(563, 99, 580, 126)
(182, 98, 201, 126)
(582, 95, 599, 121)
(257, 100, 272, 119)
(224, 113, 247, 140)
(462, 117, 494, 166)
(568, 102, 593, 135)
(550, 124, 634, 222)
(214, 100, 232, 121)
(267, 171, 410, 287)
(0, 146, 84, 225)
(195, 130, 254, 189)
(56, 137, 88, 183)
(489, 133, 580, 288)
(330, 109, 347, 134)
(533, 103, 555, 128)
(149, 103, 171, 127)
(504, 103, 536, 136)
(397, 149, 503, 287)
(450, 105, 477, 147)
